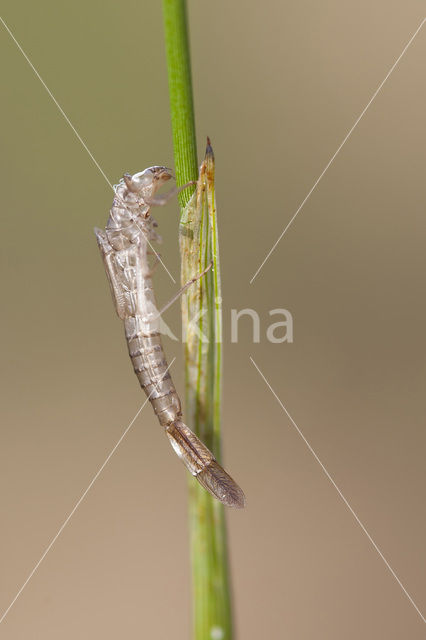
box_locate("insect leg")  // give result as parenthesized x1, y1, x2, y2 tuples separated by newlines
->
(156, 261, 213, 317)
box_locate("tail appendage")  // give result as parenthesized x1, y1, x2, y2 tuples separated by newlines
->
(166, 420, 245, 508)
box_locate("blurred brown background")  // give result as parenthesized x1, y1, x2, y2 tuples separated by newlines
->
(1, 2, 425, 638)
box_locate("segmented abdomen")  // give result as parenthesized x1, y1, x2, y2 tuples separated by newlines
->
(126, 324, 182, 426)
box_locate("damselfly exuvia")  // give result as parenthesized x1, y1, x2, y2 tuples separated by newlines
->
(95, 167, 245, 508)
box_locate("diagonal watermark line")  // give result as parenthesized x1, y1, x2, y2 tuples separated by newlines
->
(0, 16, 113, 191)
(0, 358, 176, 625)
(250, 356, 426, 625)
(0, 15, 176, 284)
(250, 18, 426, 284)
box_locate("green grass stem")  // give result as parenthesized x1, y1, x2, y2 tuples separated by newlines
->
(162, 0, 198, 206)
(162, 3, 235, 638)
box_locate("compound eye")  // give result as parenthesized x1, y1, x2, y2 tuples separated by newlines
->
(153, 166, 173, 182)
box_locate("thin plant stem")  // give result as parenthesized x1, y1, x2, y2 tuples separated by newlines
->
(162, 3, 235, 639)
(162, 0, 198, 206)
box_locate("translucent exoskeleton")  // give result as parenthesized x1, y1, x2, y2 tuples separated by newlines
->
(95, 167, 245, 508)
